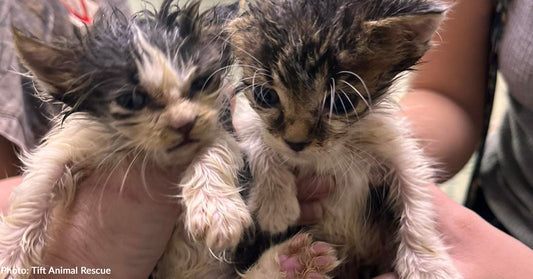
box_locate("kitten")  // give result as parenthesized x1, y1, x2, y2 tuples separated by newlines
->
(230, 0, 463, 278)
(0, 1, 339, 278)
(0, 1, 254, 278)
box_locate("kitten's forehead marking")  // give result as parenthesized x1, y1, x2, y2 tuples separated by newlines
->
(133, 26, 194, 100)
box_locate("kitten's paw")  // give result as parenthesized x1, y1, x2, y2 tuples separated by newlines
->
(278, 233, 339, 279)
(187, 195, 252, 251)
(256, 194, 300, 234)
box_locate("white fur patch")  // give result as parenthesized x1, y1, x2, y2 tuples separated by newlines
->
(133, 26, 195, 100)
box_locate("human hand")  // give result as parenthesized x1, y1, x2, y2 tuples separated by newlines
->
(422, 184, 533, 279)
(297, 180, 533, 279)
(0, 176, 22, 214)
(295, 175, 333, 225)
(36, 162, 184, 279)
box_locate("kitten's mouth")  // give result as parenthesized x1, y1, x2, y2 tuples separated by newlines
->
(167, 137, 199, 153)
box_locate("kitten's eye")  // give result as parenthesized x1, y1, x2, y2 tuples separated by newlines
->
(190, 76, 213, 95)
(253, 86, 280, 108)
(116, 91, 149, 111)
(324, 92, 359, 115)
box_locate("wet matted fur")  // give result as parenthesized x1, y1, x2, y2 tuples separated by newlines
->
(0, 1, 257, 278)
(231, 0, 463, 278)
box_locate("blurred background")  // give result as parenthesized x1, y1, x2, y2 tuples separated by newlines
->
(439, 74, 508, 203)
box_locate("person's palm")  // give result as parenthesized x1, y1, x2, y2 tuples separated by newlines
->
(41, 161, 184, 279)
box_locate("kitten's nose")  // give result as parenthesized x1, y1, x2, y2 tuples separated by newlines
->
(284, 140, 310, 152)
(169, 117, 197, 136)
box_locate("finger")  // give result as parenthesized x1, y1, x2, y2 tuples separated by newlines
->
(297, 176, 334, 202)
(0, 176, 22, 214)
(430, 184, 456, 205)
(297, 201, 323, 225)
(372, 273, 398, 279)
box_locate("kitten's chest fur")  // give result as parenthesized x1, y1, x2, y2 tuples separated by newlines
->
(292, 144, 399, 271)
(235, 96, 415, 275)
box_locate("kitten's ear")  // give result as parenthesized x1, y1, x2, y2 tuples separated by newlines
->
(12, 28, 78, 101)
(228, 15, 272, 64)
(361, 6, 446, 69)
(364, 12, 444, 44)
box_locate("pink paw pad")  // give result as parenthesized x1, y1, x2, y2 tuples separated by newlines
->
(278, 233, 339, 279)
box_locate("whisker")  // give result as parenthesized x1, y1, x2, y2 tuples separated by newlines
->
(219, 30, 267, 68)
(331, 77, 351, 121)
(140, 152, 156, 202)
(339, 89, 358, 122)
(340, 80, 371, 110)
(328, 82, 335, 124)
(338, 71, 372, 105)
(119, 148, 142, 196)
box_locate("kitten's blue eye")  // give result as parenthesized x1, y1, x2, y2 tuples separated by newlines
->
(116, 91, 149, 111)
(253, 86, 279, 108)
(324, 93, 359, 115)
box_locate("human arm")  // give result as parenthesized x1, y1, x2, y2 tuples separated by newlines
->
(402, 0, 492, 179)
(372, 185, 533, 279)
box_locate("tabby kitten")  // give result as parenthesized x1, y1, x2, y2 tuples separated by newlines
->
(231, 0, 463, 278)
(0, 1, 254, 278)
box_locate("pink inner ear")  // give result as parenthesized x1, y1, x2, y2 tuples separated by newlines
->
(61, 0, 93, 25)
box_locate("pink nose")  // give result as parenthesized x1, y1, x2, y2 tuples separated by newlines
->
(169, 117, 197, 136)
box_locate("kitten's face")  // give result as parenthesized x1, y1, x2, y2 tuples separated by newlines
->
(231, 0, 444, 157)
(14, 1, 233, 165)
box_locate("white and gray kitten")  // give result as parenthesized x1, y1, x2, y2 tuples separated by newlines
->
(231, 0, 463, 278)
(0, 1, 254, 278)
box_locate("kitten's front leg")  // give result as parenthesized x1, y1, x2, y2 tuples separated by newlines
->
(381, 142, 463, 279)
(181, 133, 252, 250)
(392, 175, 463, 279)
(247, 147, 300, 234)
